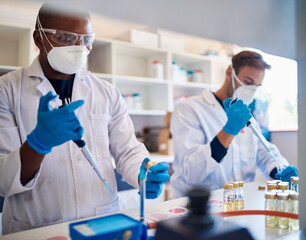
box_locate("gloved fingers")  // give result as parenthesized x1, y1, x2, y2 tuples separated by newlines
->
(146, 182, 162, 191)
(222, 98, 233, 108)
(71, 126, 84, 140)
(148, 162, 169, 172)
(58, 100, 84, 114)
(147, 171, 170, 183)
(146, 189, 162, 199)
(275, 173, 281, 179)
(38, 91, 58, 112)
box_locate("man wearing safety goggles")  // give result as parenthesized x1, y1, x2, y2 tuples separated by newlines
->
(170, 50, 298, 198)
(0, 3, 169, 234)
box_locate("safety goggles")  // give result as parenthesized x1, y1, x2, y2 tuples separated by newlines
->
(38, 28, 95, 46)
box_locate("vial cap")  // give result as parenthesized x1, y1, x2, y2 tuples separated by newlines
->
(258, 185, 266, 190)
(153, 60, 161, 64)
(292, 177, 299, 184)
(265, 192, 276, 199)
(224, 183, 233, 190)
(278, 182, 289, 190)
(267, 184, 277, 190)
(276, 192, 289, 200)
(238, 181, 244, 187)
(290, 192, 299, 200)
(230, 182, 239, 188)
(271, 189, 283, 194)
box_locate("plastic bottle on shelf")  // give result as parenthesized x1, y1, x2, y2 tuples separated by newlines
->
(193, 69, 203, 83)
(180, 67, 187, 82)
(125, 94, 133, 110)
(132, 93, 143, 110)
(187, 70, 193, 82)
(151, 60, 163, 80)
(171, 61, 181, 82)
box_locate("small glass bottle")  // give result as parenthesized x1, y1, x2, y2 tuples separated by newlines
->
(223, 183, 233, 212)
(290, 176, 295, 190)
(289, 192, 299, 231)
(267, 183, 277, 192)
(276, 192, 290, 229)
(292, 177, 299, 192)
(265, 192, 277, 228)
(278, 182, 289, 192)
(258, 185, 266, 191)
(231, 182, 239, 210)
(238, 181, 245, 209)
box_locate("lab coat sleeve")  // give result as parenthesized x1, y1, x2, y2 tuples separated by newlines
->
(170, 100, 220, 186)
(108, 87, 149, 189)
(0, 93, 41, 197)
(254, 121, 289, 178)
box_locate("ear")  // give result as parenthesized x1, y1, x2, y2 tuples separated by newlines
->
(33, 30, 43, 51)
(225, 65, 232, 82)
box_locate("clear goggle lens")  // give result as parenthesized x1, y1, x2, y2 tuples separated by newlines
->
(39, 28, 95, 46)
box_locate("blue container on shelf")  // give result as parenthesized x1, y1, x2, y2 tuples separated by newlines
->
(69, 213, 148, 240)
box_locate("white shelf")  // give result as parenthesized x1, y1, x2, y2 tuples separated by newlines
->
(115, 75, 168, 85)
(149, 152, 174, 164)
(172, 81, 211, 89)
(128, 109, 167, 116)
(0, 65, 21, 75)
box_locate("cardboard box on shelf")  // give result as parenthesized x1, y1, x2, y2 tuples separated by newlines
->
(117, 29, 158, 48)
(158, 128, 173, 155)
(159, 35, 185, 52)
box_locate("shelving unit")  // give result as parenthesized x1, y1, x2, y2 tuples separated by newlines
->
(0, 22, 231, 132)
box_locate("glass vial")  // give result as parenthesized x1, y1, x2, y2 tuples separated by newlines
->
(267, 183, 277, 192)
(289, 192, 299, 231)
(238, 181, 245, 209)
(278, 182, 289, 192)
(231, 182, 239, 210)
(265, 192, 277, 228)
(276, 192, 290, 229)
(223, 183, 233, 212)
(292, 177, 299, 192)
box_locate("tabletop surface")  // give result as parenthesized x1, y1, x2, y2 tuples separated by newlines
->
(0, 179, 302, 240)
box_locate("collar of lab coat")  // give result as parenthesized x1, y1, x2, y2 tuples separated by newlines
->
(25, 57, 91, 114)
(201, 89, 218, 106)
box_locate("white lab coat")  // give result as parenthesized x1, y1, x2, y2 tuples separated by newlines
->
(0, 57, 149, 234)
(170, 89, 287, 198)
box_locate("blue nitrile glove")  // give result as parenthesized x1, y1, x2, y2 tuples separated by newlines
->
(27, 91, 84, 154)
(275, 165, 298, 182)
(139, 159, 170, 199)
(222, 98, 252, 135)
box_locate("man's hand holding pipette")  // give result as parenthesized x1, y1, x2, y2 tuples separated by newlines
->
(275, 165, 298, 182)
(27, 91, 84, 154)
(222, 98, 252, 136)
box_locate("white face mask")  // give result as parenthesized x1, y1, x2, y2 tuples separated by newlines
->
(232, 67, 258, 105)
(38, 17, 89, 74)
(46, 45, 89, 74)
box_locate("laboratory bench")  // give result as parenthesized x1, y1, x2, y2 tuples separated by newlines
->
(0, 180, 302, 240)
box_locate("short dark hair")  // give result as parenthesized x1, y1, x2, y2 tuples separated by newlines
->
(232, 50, 271, 74)
(35, 3, 91, 30)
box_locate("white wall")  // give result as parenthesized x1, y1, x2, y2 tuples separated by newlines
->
(24, 0, 296, 59)
(270, 131, 298, 167)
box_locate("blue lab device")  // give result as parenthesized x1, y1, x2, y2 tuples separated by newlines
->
(69, 214, 148, 240)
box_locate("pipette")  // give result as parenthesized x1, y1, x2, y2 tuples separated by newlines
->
(230, 98, 285, 172)
(64, 98, 116, 200)
(139, 160, 157, 223)
(246, 120, 284, 172)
